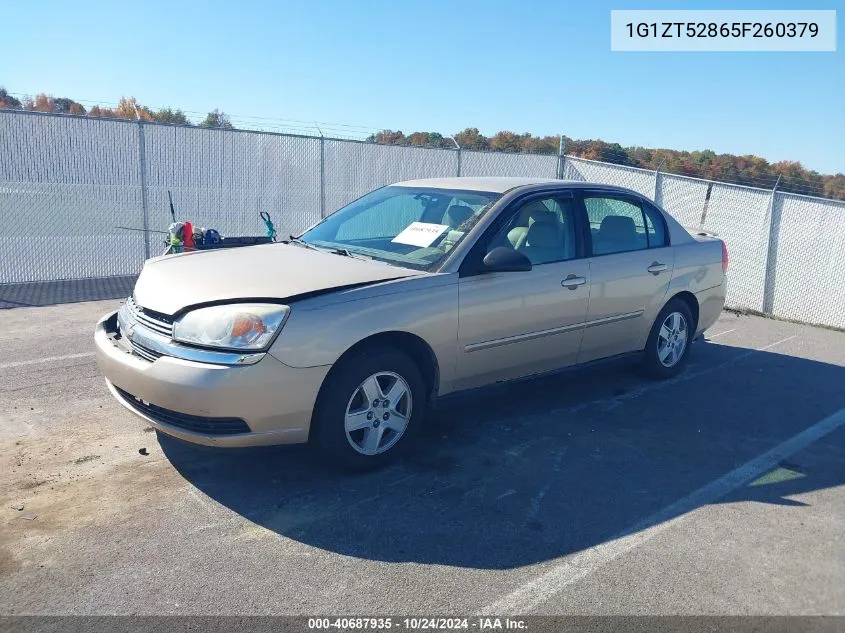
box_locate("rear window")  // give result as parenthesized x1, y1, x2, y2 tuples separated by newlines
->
(584, 197, 648, 255)
(584, 196, 667, 254)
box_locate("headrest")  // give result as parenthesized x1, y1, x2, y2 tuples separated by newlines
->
(525, 220, 560, 249)
(444, 204, 473, 228)
(600, 215, 637, 241)
(528, 209, 556, 226)
(516, 201, 553, 226)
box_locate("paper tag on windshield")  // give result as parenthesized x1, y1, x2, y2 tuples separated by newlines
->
(391, 222, 450, 248)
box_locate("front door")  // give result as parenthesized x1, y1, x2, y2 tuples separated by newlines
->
(455, 194, 590, 391)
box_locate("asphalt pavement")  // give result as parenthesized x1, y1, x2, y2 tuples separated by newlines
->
(1, 301, 843, 615)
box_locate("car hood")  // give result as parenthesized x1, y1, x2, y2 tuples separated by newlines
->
(132, 243, 421, 315)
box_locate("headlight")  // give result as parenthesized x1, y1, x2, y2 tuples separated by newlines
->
(173, 303, 290, 351)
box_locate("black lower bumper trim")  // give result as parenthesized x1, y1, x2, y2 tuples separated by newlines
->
(113, 386, 251, 436)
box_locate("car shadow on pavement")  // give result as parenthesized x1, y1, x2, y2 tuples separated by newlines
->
(159, 340, 845, 570)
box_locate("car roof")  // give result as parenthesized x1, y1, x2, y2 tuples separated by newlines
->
(391, 176, 636, 195)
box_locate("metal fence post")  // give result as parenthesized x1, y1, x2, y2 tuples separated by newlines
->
(319, 132, 326, 219)
(557, 135, 565, 179)
(654, 158, 666, 204)
(447, 136, 461, 176)
(136, 119, 151, 260)
(761, 175, 782, 315)
(699, 182, 714, 229)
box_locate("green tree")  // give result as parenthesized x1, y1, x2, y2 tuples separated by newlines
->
(52, 97, 86, 115)
(153, 107, 190, 125)
(200, 109, 234, 129)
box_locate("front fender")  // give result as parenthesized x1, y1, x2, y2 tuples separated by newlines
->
(269, 274, 460, 395)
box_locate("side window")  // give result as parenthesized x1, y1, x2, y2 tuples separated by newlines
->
(488, 196, 577, 266)
(642, 201, 667, 247)
(335, 193, 426, 241)
(584, 196, 648, 255)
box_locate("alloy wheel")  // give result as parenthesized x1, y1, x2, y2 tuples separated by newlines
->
(657, 311, 688, 368)
(344, 371, 412, 456)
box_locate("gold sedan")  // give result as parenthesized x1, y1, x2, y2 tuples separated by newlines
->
(95, 177, 728, 470)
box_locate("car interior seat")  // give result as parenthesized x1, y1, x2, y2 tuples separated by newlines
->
(438, 204, 475, 252)
(507, 201, 555, 249)
(596, 215, 638, 254)
(443, 204, 473, 229)
(518, 213, 569, 264)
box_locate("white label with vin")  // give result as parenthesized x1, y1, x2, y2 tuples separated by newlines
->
(391, 222, 450, 247)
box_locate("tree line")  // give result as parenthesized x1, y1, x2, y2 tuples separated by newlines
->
(369, 128, 844, 200)
(0, 89, 232, 129)
(1, 89, 841, 200)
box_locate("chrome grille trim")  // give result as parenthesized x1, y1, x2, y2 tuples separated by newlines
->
(129, 339, 163, 363)
(126, 297, 173, 337)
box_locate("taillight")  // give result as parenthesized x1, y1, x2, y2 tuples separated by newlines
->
(721, 241, 729, 273)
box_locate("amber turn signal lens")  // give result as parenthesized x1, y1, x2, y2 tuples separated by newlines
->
(230, 314, 266, 340)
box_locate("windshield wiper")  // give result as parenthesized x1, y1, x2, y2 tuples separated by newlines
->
(286, 236, 372, 261)
(285, 235, 321, 251)
(327, 247, 371, 261)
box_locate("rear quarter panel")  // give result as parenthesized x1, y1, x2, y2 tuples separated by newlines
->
(669, 240, 724, 295)
(645, 238, 726, 346)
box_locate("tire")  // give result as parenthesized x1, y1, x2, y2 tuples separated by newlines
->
(641, 298, 694, 379)
(312, 346, 427, 471)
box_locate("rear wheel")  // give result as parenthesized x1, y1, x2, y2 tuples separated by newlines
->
(642, 299, 694, 379)
(313, 347, 426, 471)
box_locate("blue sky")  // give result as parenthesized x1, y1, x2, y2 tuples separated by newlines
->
(1, 0, 842, 173)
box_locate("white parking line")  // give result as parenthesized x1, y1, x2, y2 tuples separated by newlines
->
(707, 328, 736, 339)
(0, 351, 95, 370)
(478, 406, 845, 615)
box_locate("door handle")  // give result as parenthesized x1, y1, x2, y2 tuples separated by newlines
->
(647, 262, 667, 275)
(561, 275, 587, 289)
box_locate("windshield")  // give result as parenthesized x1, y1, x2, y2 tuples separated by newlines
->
(297, 186, 502, 270)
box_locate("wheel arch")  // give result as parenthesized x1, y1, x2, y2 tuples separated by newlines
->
(666, 290, 700, 333)
(309, 330, 441, 441)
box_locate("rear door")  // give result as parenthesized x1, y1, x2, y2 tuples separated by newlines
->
(576, 190, 674, 364)
(455, 192, 590, 390)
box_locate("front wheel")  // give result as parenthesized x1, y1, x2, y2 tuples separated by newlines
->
(642, 299, 694, 379)
(312, 347, 426, 471)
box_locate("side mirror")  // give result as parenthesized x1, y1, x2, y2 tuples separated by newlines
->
(482, 246, 532, 273)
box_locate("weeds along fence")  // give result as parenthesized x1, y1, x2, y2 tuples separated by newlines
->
(1, 109, 843, 329)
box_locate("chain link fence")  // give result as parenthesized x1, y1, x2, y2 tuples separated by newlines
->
(0, 113, 146, 282)
(2, 110, 844, 329)
(769, 192, 845, 328)
(142, 124, 323, 244)
(323, 140, 456, 215)
(563, 156, 845, 329)
(460, 150, 558, 179)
